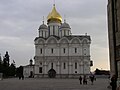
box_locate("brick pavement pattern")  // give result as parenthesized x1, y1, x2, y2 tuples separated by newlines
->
(0, 78, 110, 90)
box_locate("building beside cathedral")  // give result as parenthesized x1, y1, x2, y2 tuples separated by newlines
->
(23, 4, 92, 78)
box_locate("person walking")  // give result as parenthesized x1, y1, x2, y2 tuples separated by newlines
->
(83, 75, 87, 85)
(110, 75, 117, 90)
(79, 76, 82, 85)
(89, 74, 95, 85)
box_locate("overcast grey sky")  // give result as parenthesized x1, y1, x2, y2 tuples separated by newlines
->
(0, 0, 108, 71)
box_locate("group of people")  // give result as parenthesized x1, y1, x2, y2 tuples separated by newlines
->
(79, 74, 95, 85)
(79, 74, 117, 90)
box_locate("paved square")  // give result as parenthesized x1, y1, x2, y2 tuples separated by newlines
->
(0, 78, 110, 90)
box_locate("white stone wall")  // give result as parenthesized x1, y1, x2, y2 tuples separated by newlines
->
(34, 36, 91, 77)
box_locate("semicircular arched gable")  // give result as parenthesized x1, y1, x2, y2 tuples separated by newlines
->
(46, 36, 58, 44)
(82, 38, 89, 44)
(70, 37, 81, 44)
(59, 37, 69, 44)
(35, 38, 45, 44)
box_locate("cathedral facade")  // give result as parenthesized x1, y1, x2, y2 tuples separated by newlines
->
(24, 4, 91, 78)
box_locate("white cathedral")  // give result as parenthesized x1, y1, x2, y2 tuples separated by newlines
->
(23, 4, 92, 78)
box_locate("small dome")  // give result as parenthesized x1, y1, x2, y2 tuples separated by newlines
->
(38, 24, 48, 30)
(60, 22, 70, 29)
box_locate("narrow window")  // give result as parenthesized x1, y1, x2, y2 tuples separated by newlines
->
(75, 62, 77, 69)
(39, 67, 42, 73)
(45, 31, 46, 38)
(64, 30, 66, 36)
(42, 31, 43, 37)
(75, 48, 77, 53)
(63, 63, 66, 69)
(51, 48, 53, 54)
(68, 30, 69, 35)
(84, 48, 86, 55)
(51, 63, 53, 68)
(48, 26, 50, 36)
(53, 26, 55, 35)
(63, 48, 65, 53)
(61, 30, 62, 37)
(40, 48, 42, 54)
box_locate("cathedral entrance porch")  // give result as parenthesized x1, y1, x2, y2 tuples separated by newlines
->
(48, 68, 56, 78)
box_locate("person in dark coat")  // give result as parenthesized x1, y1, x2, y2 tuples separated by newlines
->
(89, 74, 95, 85)
(111, 75, 117, 90)
(83, 75, 87, 85)
(79, 76, 82, 84)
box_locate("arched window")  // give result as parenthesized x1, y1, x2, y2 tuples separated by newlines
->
(53, 26, 55, 35)
(64, 30, 66, 36)
(51, 48, 53, 54)
(45, 31, 46, 37)
(63, 63, 66, 69)
(51, 63, 53, 68)
(75, 48, 77, 53)
(40, 48, 42, 54)
(42, 31, 43, 37)
(48, 26, 50, 36)
(63, 48, 65, 53)
(75, 62, 77, 69)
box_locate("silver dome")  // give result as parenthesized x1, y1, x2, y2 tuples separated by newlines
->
(39, 24, 48, 30)
(60, 22, 70, 29)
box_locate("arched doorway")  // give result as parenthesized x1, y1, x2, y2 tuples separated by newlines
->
(48, 68, 56, 78)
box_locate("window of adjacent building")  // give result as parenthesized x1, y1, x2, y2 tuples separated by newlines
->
(75, 71, 77, 73)
(116, 48, 120, 58)
(63, 48, 65, 53)
(63, 63, 66, 69)
(75, 62, 77, 69)
(39, 67, 42, 73)
(40, 48, 42, 54)
(119, 49, 120, 57)
(51, 48, 53, 54)
(75, 48, 77, 53)
(51, 63, 53, 68)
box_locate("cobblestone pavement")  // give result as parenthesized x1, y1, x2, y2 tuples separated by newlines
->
(0, 78, 110, 90)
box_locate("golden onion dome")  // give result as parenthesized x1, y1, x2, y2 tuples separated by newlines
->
(47, 4, 62, 23)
